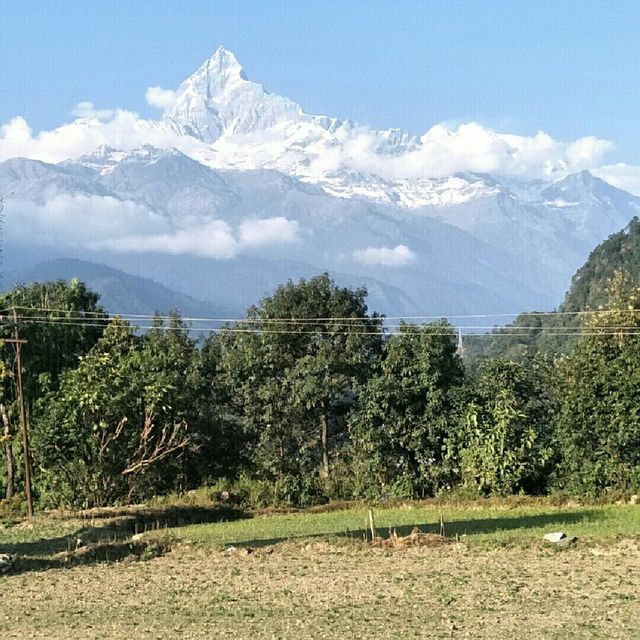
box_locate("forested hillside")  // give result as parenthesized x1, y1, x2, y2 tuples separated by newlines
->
(466, 216, 640, 362)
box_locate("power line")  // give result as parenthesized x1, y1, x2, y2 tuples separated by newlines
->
(7, 311, 640, 333)
(7, 304, 640, 325)
(5, 315, 640, 338)
(11, 314, 640, 331)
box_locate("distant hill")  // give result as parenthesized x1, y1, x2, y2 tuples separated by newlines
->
(563, 216, 640, 312)
(6, 258, 232, 319)
(467, 216, 640, 362)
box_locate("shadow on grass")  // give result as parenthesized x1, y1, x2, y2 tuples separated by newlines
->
(2, 506, 611, 572)
(219, 509, 605, 549)
(1, 502, 248, 574)
(9, 539, 172, 573)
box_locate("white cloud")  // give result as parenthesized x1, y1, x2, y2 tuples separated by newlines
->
(0, 111, 208, 164)
(0, 87, 621, 183)
(102, 219, 240, 258)
(6, 194, 169, 246)
(323, 123, 616, 181)
(107, 216, 300, 258)
(5, 195, 300, 260)
(353, 244, 416, 267)
(70, 101, 115, 121)
(145, 86, 177, 111)
(238, 217, 299, 247)
(209, 118, 617, 184)
(593, 163, 640, 197)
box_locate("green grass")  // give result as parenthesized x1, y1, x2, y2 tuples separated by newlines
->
(0, 518, 82, 556)
(158, 501, 640, 549)
(2, 499, 638, 565)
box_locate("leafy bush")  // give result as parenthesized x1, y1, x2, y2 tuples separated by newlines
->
(456, 359, 555, 496)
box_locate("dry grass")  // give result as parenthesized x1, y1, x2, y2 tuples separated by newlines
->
(2, 538, 639, 639)
(371, 526, 448, 549)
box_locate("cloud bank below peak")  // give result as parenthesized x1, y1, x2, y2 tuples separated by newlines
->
(353, 244, 416, 267)
(307, 123, 615, 182)
(5, 195, 301, 260)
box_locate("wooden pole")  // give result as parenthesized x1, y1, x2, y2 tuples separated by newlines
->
(320, 411, 330, 479)
(12, 309, 33, 517)
(368, 508, 377, 541)
(1, 403, 15, 499)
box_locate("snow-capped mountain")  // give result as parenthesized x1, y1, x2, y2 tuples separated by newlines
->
(2, 46, 639, 319)
(165, 47, 311, 142)
(163, 46, 421, 183)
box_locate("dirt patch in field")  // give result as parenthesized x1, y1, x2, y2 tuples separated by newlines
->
(371, 526, 448, 549)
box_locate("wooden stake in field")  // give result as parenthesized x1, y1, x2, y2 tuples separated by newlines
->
(368, 509, 377, 541)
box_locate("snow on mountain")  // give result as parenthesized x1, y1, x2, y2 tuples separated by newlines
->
(1, 46, 639, 318)
(165, 47, 309, 142)
(319, 171, 501, 208)
(68, 145, 127, 175)
(158, 46, 430, 197)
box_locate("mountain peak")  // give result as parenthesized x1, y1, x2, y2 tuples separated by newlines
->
(177, 45, 249, 101)
(121, 144, 183, 163)
(164, 46, 305, 142)
(72, 144, 125, 173)
(80, 144, 122, 159)
(208, 46, 248, 81)
(548, 169, 611, 193)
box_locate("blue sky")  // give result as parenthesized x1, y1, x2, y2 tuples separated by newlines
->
(1, 0, 639, 162)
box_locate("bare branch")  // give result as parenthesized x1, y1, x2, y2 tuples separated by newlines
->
(122, 410, 190, 476)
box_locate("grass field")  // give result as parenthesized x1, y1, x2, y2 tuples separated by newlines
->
(1, 499, 639, 639)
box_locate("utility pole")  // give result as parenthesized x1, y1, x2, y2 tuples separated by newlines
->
(456, 327, 465, 358)
(0, 195, 4, 292)
(0, 193, 8, 292)
(11, 308, 33, 517)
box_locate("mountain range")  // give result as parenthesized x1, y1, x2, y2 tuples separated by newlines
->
(2, 47, 639, 320)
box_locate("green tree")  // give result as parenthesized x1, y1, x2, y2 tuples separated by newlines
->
(0, 280, 106, 399)
(198, 333, 249, 481)
(218, 274, 382, 504)
(555, 272, 640, 495)
(134, 312, 207, 493)
(34, 316, 199, 507)
(349, 321, 465, 499)
(0, 280, 106, 503)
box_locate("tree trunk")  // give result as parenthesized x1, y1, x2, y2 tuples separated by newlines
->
(1, 403, 15, 499)
(320, 411, 330, 479)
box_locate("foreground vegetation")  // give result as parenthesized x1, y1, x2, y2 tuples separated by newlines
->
(1, 499, 639, 639)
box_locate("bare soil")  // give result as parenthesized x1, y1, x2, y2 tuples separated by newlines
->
(2, 538, 639, 639)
